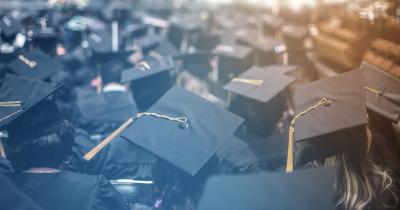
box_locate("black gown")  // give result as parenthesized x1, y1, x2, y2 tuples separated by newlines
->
(68, 128, 157, 180)
(0, 157, 13, 173)
(5, 171, 129, 210)
(74, 91, 138, 135)
(0, 173, 43, 210)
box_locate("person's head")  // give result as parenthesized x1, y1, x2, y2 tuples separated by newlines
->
(6, 100, 75, 171)
(101, 59, 127, 85)
(324, 124, 399, 210)
(152, 157, 219, 210)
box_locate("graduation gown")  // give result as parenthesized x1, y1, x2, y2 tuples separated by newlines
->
(68, 128, 157, 180)
(74, 90, 138, 135)
(216, 135, 260, 174)
(0, 173, 43, 210)
(5, 171, 129, 210)
(0, 157, 13, 173)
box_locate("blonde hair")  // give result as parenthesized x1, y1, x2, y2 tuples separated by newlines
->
(325, 125, 399, 210)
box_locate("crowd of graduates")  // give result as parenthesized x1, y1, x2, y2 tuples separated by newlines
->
(0, 0, 399, 210)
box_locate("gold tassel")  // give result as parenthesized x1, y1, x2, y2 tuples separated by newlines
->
(83, 113, 189, 161)
(232, 78, 264, 86)
(18, 55, 37, 69)
(83, 117, 134, 161)
(286, 98, 332, 173)
(364, 86, 400, 104)
(364, 86, 383, 96)
(0, 101, 22, 107)
(137, 61, 151, 71)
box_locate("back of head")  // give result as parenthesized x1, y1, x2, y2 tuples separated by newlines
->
(101, 59, 127, 85)
(6, 100, 75, 171)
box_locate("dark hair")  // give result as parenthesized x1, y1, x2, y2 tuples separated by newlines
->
(152, 157, 218, 210)
(11, 122, 75, 171)
(6, 100, 75, 171)
(101, 59, 127, 85)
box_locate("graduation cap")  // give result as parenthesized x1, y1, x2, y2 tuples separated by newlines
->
(63, 16, 87, 50)
(133, 34, 164, 53)
(288, 70, 368, 171)
(0, 74, 63, 128)
(121, 54, 174, 111)
(235, 32, 286, 66)
(224, 66, 296, 137)
(6, 49, 65, 81)
(86, 30, 113, 55)
(281, 24, 308, 51)
(31, 27, 59, 55)
(119, 86, 243, 175)
(197, 166, 336, 210)
(76, 91, 138, 123)
(0, 15, 23, 39)
(262, 14, 284, 35)
(121, 23, 148, 39)
(92, 50, 134, 66)
(83, 86, 243, 175)
(361, 62, 400, 123)
(212, 43, 254, 83)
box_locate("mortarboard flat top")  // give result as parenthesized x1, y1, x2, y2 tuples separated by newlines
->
(76, 92, 138, 122)
(262, 14, 284, 30)
(91, 50, 134, 64)
(121, 86, 244, 175)
(87, 30, 113, 54)
(264, 65, 300, 75)
(212, 43, 253, 60)
(223, 66, 296, 103)
(292, 70, 368, 165)
(134, 34, 164, 51)
(6, 49, 64, 81)
(0, 74, 63, 128)
(293, 69, 367, 142)
(361, 62, 400, 123)
(0, 15, 22, 37)
(197, 166, 336, 210)
(281, 24, 308, 40)
(121, 55, 174, 83)
(32, 27, 59, 39)
(235, 32, 284, 53)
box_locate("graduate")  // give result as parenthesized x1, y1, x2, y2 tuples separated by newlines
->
(0, 74, 128, 210)
(290, 69, 399, 210)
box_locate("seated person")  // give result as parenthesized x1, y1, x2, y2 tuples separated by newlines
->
(4, 100, 129, 210)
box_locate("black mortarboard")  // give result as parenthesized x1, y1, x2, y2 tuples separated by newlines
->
(361, 62, 400, 123)
(123, 23, 148, 37)
(0, 15, 23, 39)
(262, 14, 284, 35)
(121, 86, 244, 175)
(6, 49, 65, 81)
(235, 33, 285, 66)
(212, 43, 254, 83)
(76, 91, 138, 123)
(197, 167, 336, 210)
(168, 15, 203, 49)
(281, 24, 308, 51)
(133, 34, 164, 53)
(224, 66, 296, 137)
(92, 50, 134, 66)
(64, 17, 86, 51)
(31, 27, 59, 55)
(216, 135, 259, 174)
(292, 70, 368, 167)
(121, 54, 174, 111)
(0, 74, 63, 128)
(264, 64, 300, 75)
(86, 30, 113, 55)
